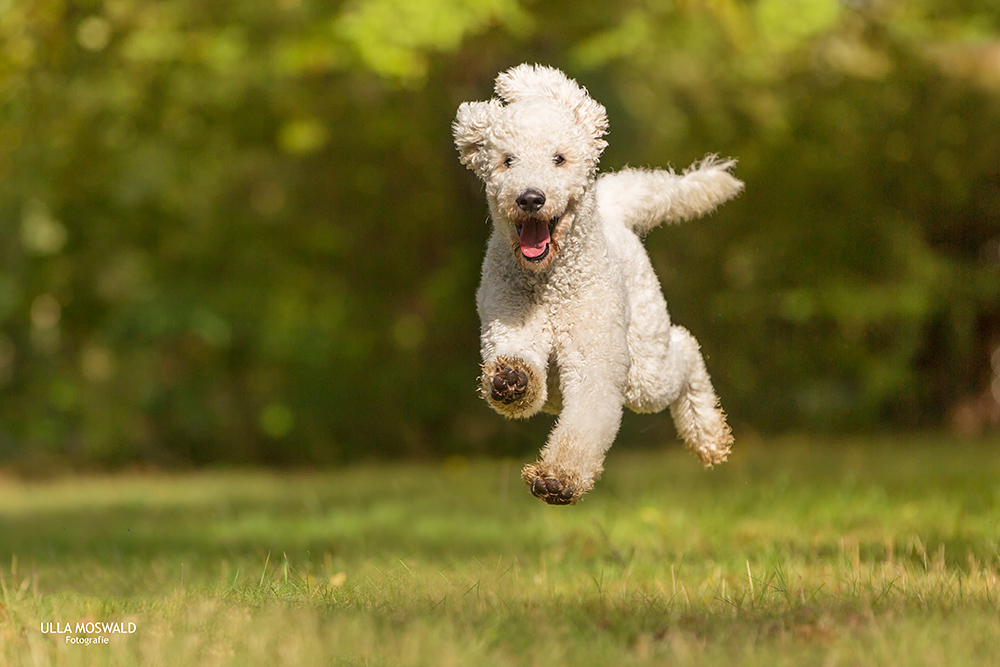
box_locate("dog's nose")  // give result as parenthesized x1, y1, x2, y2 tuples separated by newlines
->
(516, 189, 546, 213)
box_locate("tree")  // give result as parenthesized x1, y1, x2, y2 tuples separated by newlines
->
(1, 0, 997, 467)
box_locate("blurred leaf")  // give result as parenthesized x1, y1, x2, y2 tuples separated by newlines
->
(278, 118, 329, 154)
(334, 0, 529, 82)
(755, 0, 842, 52)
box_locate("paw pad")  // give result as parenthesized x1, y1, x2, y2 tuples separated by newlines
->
(490, 367, 528, 404)
(529, 476, 576, 505)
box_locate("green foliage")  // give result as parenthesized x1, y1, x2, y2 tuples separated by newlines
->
(1, 437, 999, 664)
(0, 0, 999, 463)
(335, 0, 529, 82)
(587, 3, 1000, 429)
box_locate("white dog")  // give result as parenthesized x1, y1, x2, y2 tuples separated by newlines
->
(453, 64, 741, 504)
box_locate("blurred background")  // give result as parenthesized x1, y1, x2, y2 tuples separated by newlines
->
(1, 0, 998, 470)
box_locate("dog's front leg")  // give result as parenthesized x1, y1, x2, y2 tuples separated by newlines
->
(477, 303, 553, 420)
(521, 321, 629, 505)
(475, 256, 554, 419)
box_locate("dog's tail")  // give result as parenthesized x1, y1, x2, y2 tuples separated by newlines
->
(596, 155, 743, 236)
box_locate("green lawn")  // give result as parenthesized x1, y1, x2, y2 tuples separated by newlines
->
(1, 434, 998, 666)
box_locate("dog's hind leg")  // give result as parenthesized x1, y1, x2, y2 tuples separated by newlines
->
(665, 326, 733, 466)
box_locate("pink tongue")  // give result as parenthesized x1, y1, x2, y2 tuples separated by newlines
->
(519, 219, 551, 258)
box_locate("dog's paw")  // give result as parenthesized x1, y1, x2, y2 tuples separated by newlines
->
(490, 366, 527, 404)
(521, 463, 584, 506)
(480, 356, 542, 418)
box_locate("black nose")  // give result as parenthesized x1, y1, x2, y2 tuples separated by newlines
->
(516, 189, 546, 213)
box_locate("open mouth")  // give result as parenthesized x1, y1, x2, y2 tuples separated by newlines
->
(515, 216, 559, 262)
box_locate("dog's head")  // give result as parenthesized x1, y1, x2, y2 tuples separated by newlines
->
(453, 64, 609, 271)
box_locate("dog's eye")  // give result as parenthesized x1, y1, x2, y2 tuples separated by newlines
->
(503, 156, 515, 168)
(553, 154, 566, 166)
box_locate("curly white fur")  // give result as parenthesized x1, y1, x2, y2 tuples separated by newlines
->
(454, 64, 742, 505)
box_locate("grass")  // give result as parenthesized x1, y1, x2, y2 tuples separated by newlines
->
(1, 433, 998, 666)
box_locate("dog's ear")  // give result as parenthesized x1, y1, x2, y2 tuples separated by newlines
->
(453, 100, 501, 173)
(495, 64, 609, 154)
